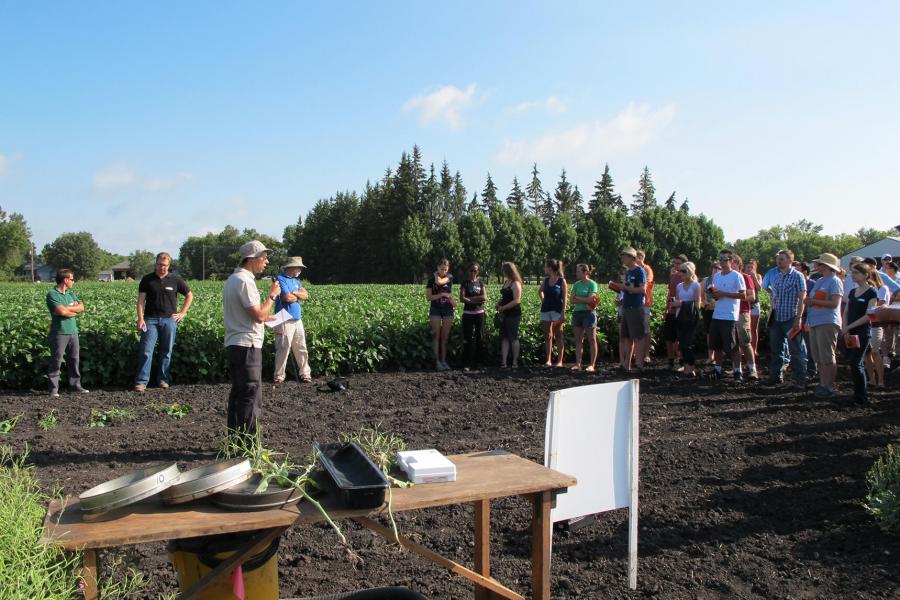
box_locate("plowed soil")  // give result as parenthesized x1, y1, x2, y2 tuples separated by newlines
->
(1, 363, 898, 599)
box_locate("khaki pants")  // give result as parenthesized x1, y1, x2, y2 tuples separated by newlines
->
(273, 319, 311, 382)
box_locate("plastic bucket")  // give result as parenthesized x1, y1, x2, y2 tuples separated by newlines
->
(167, 531, 280, 600)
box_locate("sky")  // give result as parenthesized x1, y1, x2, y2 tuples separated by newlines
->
(1, 1, 899, 256)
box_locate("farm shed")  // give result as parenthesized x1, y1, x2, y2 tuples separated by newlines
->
(840, 236, 900, 269)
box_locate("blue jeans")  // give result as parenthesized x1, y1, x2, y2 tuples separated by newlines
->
(135, 317, 177, 386)
(769, 318, 807, 383)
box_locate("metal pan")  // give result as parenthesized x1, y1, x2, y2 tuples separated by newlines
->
(79, 463, 180, 514)
(161, 458, 253, 505)
(210, 475, 302, 511)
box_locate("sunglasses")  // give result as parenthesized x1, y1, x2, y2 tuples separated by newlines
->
(718, 257, 731, 262)
(679, 269, 688, 273)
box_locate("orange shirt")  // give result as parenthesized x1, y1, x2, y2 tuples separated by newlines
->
(642, 263, 654, 307)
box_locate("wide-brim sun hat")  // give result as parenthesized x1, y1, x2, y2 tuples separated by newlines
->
(621, 246, 638, 258)
(282, 256, 307, 269)
(811, 253, 841, 272)
(238, 240, 270, 260)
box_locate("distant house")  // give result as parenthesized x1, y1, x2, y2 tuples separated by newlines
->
(840, 237, 900, 269)
(21, 262, 55, 282)
(98, 271, 114, 282)
(111, 260, 134, 280)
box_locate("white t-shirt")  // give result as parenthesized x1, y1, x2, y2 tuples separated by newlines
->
(675, 281, 700, 318)
(711, 270, 746, 322)
(877, 285, 891, 304)
(224, 268, 263, 348)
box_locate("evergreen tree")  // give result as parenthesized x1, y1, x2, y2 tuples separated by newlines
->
(549, 213, 577, 265)
(542, 191, 556, 224)
(411, 145, 426, 212)
(526, 163, 545, 218)
(631, 166, 657, 215)
(439, 160, 454, 222)
(679, 197, 690, 213)
(429, 220, 464, 271)
(482, 173, 500, 213)
(590, 163, 625, 212)
(490, 206, 527, 279)
(572, 185, 584, 217)
(422, 163, 441, 228)
(664, 191, 677, 210)
(467, 191, 481, 214)
(450, 171, 467, 220)
(554, 169, 575, 216)
(506, 176, 526, 214)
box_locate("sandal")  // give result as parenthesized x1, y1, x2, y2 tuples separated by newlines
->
(585, 365, 595, 373)
(300, 375, 313, 383)
(571, 364, 582, 371)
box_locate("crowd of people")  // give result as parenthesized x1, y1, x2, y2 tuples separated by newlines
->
(44, 241, 899, 432)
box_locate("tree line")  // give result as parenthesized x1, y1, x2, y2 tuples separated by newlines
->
(3, 151, 897, 282)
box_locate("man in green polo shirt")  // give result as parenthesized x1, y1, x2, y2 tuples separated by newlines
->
(46, 268, 89, 397)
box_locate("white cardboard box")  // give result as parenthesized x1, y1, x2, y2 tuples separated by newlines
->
(396, 449, 456, 484)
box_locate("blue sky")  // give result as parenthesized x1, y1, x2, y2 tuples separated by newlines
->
(2, 2, 899, 255)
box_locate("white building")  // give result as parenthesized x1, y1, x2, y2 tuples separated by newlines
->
(840, 236, 900, 269)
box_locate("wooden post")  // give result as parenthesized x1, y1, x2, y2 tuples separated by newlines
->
(474, 499, 491, 600)
(82, 549, 99, 600)
(530, 490, 552, 600)
(628, 379, 640, 590)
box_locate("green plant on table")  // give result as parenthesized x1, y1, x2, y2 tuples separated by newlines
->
(88, 407, 135, 428)
(38, 410, 58, 431)
(219, 427, 346, 545)
(0, 414, 22, 434)
(145, 402, 192, 419)
(339, 423, 413, 545)
(865, 444, 900, 533)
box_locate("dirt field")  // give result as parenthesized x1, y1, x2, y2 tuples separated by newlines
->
(2, 364, 898, 599)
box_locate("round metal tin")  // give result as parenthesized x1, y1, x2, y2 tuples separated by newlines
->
(161, 458, 253, 505)
(79, 463, 180, 514)
(210, 476, 302, 511)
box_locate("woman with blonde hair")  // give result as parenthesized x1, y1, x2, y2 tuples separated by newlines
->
(496, 261, 523, 368)
(671, 261, 702, 377)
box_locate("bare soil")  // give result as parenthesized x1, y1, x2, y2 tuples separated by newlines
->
(1, 363, 898, 599)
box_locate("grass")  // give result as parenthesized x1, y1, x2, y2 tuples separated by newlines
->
(0, 414, 22, 434)
(0, 445, 81, 599)
(88, 407, 135, 428)
(145, 402, 192, 419)
(38, 411, 58, 431)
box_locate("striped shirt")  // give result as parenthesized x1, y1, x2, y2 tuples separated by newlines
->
(769, 267, 807, 322)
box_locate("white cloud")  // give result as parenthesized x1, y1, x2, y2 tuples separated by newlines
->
(403, 83, 478, 129)
(497, 102, 676, 166)
(512, 95, 567, 114)
(93, 163, 192, 192)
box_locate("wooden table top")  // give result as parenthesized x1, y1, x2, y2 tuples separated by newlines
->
(42, 450, 576, 550)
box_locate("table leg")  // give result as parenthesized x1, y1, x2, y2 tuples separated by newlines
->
(82, 549, 99, 600)
(474, 499, 490, 600)
(530, 491, 552, 600)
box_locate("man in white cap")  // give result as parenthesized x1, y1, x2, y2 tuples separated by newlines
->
(806, 253, 843, 398)
(273, 256, 312, 385)
(223, 240, 281, 434)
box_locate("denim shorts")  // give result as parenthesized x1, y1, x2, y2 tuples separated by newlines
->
(540, 311, 562, 322)
(571, 310, 597, 329)
(429, 305, 454, 319)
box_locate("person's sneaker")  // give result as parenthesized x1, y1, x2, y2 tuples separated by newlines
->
(814, 386, 837, 398)
(71, 386, 90, 394)
(436, 362, 448, 371)
(442, 361, 452, 370)
(50, 390, 59, 398)
(764, 377, 783, 386)
(134, 384, 147, 393)
(748, 369, 759, 381)
(159, 382, 170, 389)
(706, 370, 723, 381)
(733, 371, 743, 382)
(790, 381, 806, 391)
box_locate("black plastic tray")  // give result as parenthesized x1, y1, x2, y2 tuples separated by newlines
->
(316, 442, 389, 509)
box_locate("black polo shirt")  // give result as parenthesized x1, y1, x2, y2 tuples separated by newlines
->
(139, 273, 190, 318)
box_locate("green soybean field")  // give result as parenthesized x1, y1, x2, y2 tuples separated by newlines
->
(1, 281, 675, 389)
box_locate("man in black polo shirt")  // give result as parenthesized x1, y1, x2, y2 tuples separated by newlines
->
(134, 252, 193, 392)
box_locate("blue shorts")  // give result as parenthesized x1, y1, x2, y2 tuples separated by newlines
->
(572, 310, 597, 330)
(429, 305, 454, 319)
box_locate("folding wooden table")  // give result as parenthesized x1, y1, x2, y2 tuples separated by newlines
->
(41, 450, 576, 600)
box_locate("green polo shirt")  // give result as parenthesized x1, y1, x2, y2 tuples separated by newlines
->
(46, 288, 80, 335)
